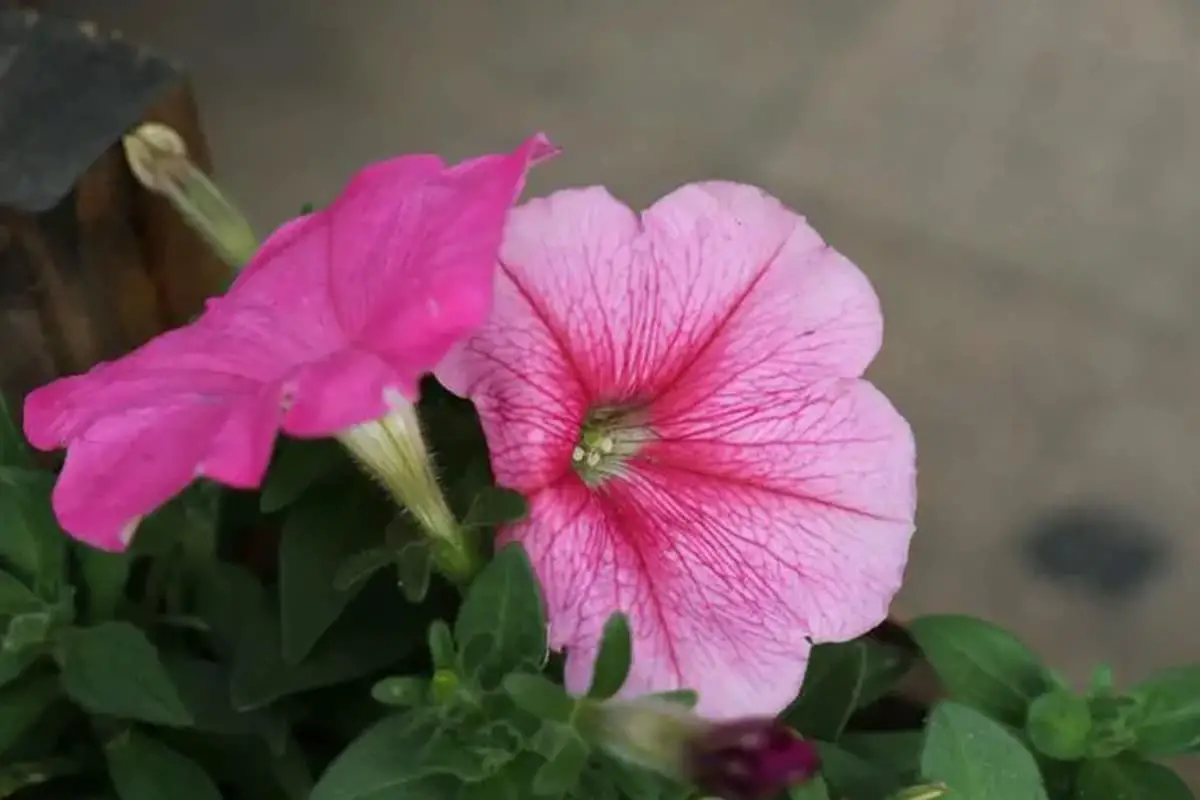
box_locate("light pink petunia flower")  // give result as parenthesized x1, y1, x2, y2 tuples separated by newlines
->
(24, 134, 558, 551)
(437, 182, 916, 718)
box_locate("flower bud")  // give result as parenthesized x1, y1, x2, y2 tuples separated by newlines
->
(685, 718, 821, 800)
(123, 122, 258, 270)
(588, 699, 820, 800)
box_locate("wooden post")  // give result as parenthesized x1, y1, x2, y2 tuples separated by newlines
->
(0, 9, 230, 403)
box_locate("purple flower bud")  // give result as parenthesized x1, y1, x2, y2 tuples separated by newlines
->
(587, 699, 819, 800)
(684, 718, 821, 800)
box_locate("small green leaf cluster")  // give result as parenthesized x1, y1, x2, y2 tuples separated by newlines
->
(313, 545, 692, 800)
(905, 614, 1199, 799)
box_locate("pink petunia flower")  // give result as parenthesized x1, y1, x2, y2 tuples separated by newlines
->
(23, 134, 557, 552)
(437, 182, 916, 718)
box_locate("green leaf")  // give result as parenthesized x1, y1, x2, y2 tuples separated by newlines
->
(818, 741, 906, 799)
(395, 539, 433, 604)
(455, 543, 546, 683)
(1075, 756, 1194, 799)
(333, 547, 393, 592)
(162, 655, 287, 749)
(503, 673, 575, 722)
(260, 437, 351, 513)
(857, 640, 918, 709)
(0, 570, 39, 615)
(459, 773, 519, 800)
(464, 719, 524, 775)
(131, 484, 220, 559)
(279, 486, 392, 664)
(371, 676, 427, 708)
(0, 395, 31, 468)
(105, 730, 222, 800)
(428, 620, 456, 670)
(0, 756, 83, 798)
(790, 775, 832, 799)
(1027, 688, 1092, 761)
(786, 640, 867, 741)
(196, 564, 429, 710)
(431, 668, 460, 705)
(1128, 665, 1200, 756)
(0, 675, 58, 756)
(0, 650, 34, 689)
(3, 610, 53, 653)
(463, 487, 529, 528)
(920, 701, 1049, 800)
(74, 546, 131, 622)
(839, 731, 924, 780)
(1087, 693, 1141, 758)
(0, 470, 66, 596)
(588, 613, 632, 700)
(908, 614, 1052, 726)
(312, 712, 484, 800)
(1090, 664, 1116, 694)
(55, 621, 191, 726)
(533, 728, 589, 795)
(890, 785, 951, 800)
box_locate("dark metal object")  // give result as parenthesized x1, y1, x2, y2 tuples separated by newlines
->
(0, 9, 179, 212)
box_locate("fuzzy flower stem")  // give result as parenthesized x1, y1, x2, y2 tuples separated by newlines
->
(123, 123, 258, 271)
(336, 400, 477, 583)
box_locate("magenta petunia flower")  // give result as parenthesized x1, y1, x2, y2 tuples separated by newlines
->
(23, 134, 557, 551)
(437, 182, 916, 718)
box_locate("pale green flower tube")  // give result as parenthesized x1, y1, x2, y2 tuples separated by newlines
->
(336, 397, 475, 581)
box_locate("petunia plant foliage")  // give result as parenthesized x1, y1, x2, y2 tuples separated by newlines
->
(0, 127, 1196, 799)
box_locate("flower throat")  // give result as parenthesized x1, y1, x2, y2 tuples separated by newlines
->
(571, 405, 649, 485)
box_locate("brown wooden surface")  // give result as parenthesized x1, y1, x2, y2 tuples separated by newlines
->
(0, 14, 228, 403)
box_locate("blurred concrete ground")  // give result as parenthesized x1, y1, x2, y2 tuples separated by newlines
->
(45, 0, 1200, 703)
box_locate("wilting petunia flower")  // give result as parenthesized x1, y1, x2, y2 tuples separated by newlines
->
(23, 134, 557, 552)
(437, 182, 916, 717)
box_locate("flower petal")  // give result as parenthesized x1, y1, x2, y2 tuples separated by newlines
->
(641, 181, 884, 386)
(434, 186, 639, 490)
(646, 377, 916, 642)
(50, 401, 228, 550)
(331, 134, 560, 376)
(23, 322, 285, 546)
(513, 379, 911, 719)
(444, 182, 881, 409)
(508, 472, 820, 720)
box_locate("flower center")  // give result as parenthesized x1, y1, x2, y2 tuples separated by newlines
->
(571, 406, 649, 485)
